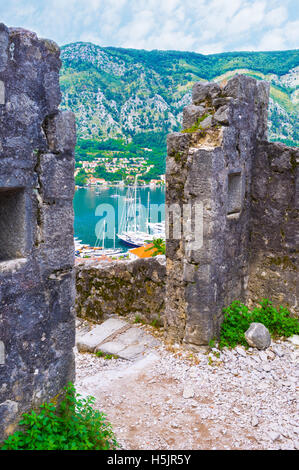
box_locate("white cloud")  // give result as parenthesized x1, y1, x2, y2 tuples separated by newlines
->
(264, 6, 288, 27)
(0, 0, 297, 52)
(256, 20, 299, 50)
(284, 20, 299, 44)
(228, 1, 266, 35)
(198, 42, 225, 55)
(257, 29, 286, 50)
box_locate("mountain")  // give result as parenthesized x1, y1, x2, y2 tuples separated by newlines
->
(59, 43, 299, 148)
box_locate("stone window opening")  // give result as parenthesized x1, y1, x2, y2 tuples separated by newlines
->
(0, 188, 26, 262)
(227, 171, 242, 217)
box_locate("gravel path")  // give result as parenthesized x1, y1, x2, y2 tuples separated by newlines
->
(75, 321, 299, 450)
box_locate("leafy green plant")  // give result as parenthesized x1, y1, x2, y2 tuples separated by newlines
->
(145, 238, 166, 256)
(150, 318, 159, 328)
(95, 350, 105, 357)
(96, 350, 118, 360)
(181, 113, 210, 134)
(134, 314, 143, 324)
(219, 299, 299, 349)
(1, 383, 119, 450)
(208, 356, 214, 366)
(104, 354, 118, 360)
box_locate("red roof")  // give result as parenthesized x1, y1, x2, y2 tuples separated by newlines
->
(129, 243, 156, 258)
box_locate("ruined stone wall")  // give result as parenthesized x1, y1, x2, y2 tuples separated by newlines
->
(165, 74, 298, 349)
(0, 24, 76, 440)
(247, 141, 298, 314)
(76, 257, 166, 326)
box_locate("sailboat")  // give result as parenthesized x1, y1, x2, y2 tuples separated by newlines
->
(95, 221, 123, 256)
(117, 176, 165, 248)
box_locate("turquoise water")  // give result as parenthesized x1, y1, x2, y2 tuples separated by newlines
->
(73, 186, 166, 251)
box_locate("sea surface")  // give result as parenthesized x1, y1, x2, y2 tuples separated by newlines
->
(73, 186, 166, 252)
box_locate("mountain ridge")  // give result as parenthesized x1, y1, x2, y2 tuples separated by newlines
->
(59, 42, 299, 147)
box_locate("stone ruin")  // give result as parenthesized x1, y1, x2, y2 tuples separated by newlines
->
(0, 22, 298, 440)
(165, 74, 298, 349)
(76, 256, 166, 326)
(75, 73, 298, 351)
(0, 24, 76, 440)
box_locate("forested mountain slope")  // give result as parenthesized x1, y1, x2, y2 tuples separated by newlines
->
(60, 43, 299, 149)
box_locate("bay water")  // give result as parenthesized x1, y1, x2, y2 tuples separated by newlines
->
(73, 186, 166, 252)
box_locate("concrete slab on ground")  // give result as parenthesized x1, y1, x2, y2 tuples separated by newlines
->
(97, 326, 159, 360)
(76, 318, 129, 353)
(76, 319, 159, 360)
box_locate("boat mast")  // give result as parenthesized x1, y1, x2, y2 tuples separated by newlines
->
(102, 220, 106, 250)
(147, 191, 150, 233)
(134, 175, 137, 232)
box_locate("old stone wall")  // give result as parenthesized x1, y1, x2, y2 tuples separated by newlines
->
(165, 74, 298, 349)
(0, 24, 76, 440)
(76, 257, 166, 326)
(247, 141, 298, 313)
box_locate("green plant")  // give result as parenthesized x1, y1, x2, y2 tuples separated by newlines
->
(104, 354, 118, 360)
(145, 238, 166, 256)
(150, 318, 159, 328)
(134, 315, 143, 324)
(208, 356, 214, 366)
(1, 383, 119, 450)
(95, 350, 105, 357)
(96, 350, 118, 360)
(219, 299, 299, 349)
(181, 114, 210, 134)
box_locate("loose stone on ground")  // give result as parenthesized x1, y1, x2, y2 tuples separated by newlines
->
(75, 319, 299, 450)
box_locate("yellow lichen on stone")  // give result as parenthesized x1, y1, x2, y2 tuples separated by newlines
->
(192, 127, 223, 150)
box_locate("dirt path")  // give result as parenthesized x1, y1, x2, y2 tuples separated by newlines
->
(75, 321, 299, 450)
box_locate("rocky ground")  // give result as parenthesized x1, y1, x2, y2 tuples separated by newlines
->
(75, 320, 299, 450)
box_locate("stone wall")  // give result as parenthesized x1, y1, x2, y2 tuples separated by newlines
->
(165, 74, 298, 349)
(0, 24, 76, 440)
(247, 141, 298, 313)
(76, 257, 166, 326)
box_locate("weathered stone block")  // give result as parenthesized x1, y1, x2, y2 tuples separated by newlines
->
(245, 323, 271, 350)
(165, 73, 298, 350)
(0, 23, 9, 72)
(182, 105, 205, 130)
(39, 153, 75, 201)
(43, 71, 62, 114)
(200, 115, 213, 129)
(192, 82, 221, 105)
(0, 80, 5, 104)
(43, 110, 77, 154)
(214, 105, 229, 125)
(0, 24, 76, 441)
(76, 257, 166, 325)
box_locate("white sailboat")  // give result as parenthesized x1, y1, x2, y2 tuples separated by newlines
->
(96, 220, 123, 256)
(117, 176, 165, 248)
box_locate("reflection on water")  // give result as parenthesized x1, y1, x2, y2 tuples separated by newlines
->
(73, 186, 166, 250)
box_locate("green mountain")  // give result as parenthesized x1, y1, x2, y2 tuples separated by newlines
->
(60, 43, 299, 154)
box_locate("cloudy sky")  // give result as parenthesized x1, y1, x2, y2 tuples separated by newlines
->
(0, 0, 298, 54)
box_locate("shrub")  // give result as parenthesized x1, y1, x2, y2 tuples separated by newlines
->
(96, 350, 118, 360)
(219, 299, 299, 349)
(145, 238, 166, 256)
(1, 383, 119, 450)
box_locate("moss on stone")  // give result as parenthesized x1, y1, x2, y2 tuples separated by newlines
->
(181, 113, 209, 134)
(290, 152, 298, 174)
(269, 255, 297, 271)
(40, 38, 60, 56)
